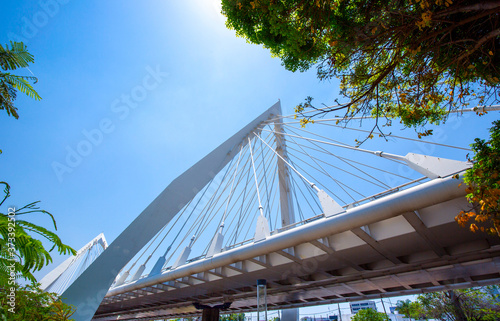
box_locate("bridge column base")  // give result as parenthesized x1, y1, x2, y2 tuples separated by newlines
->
(193, 302, 231, 321)
(201, 307, 220, 321)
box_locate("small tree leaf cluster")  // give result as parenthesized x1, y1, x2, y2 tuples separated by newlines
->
(220, 313, 246, 321)
(0, 182, 76, 284)
(0, 282, 75, 320)
(455, 120, 500, 236)
(0, 40, 75, 319)
(395, 299, 426, 320)
(350, 308, 389, 321)
(0, 41, 41, 119)
(417, 287, 500, 321)
(222, 0, 499, 133)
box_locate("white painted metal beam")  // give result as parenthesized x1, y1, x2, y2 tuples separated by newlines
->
(107, 173, 467, 297)
(274, 111, 296, 227)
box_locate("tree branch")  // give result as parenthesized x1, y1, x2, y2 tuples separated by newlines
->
(455, 28, 500, 64)
(434, 2, 500, 18)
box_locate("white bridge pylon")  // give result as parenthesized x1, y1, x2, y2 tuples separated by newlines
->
(40, 233, 107, 295)
(60, 102, 500, 321)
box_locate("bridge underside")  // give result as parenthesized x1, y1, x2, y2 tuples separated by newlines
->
(94, 196, 500, 320)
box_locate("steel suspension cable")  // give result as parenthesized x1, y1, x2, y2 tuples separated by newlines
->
(153, 177, 216, 263)
(286, 143, 389, 190)
(284, 125, 392, 188)
(197, 136, 276, 252)
(224, 146, 276, 243)
(288, 158, 323, 211)
(233, 157, 253, 244)
(285, 134, 347, 203)
(283, 136, 414, 181)
(316, 122, 472, 151)
(117, 197, 194, 279)
(289, 172, 305, 222)
(221, 144, 245, 231)
(207, 135, 275, 246)
(254, 132, 321, 193)
(259, 129, 273, 228)
(284, 144, 366, 200)
(260, 127, 406, 165)
(248, 136, 265, 216)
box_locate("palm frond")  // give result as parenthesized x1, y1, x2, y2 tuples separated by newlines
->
(1, 73, 41, 100)
(0, 41, 40, 119)
(0, 41, 35, 71)
(16, 219, 75, 256)
(0, 79, 19, 118)
(0, 182, 10, 207)
(0, 186, 76, 283)
(0, 257, 36, 283)
(15, 201, 57, 229)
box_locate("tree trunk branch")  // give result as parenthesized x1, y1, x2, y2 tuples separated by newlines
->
(435, 2, 500, 18)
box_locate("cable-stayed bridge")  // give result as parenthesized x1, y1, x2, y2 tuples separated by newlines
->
(39, 233, 108, 295)
(52, 102, 500, 321)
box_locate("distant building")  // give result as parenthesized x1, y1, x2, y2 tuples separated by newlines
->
(349, 301, 377, 314)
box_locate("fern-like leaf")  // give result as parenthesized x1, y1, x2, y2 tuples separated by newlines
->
(1, 73, 41, 100)
(0, 41, 34, 71)
(0, 41, 40, 119)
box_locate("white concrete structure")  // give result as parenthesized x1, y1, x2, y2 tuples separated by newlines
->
(47, 103, 500, 321)
(40, 233, 107, 295)
(349, 300, 377, 314)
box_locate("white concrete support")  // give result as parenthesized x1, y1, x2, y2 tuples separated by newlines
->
(274, 111, 296, 227)
(61, 102, 282, 321)
(275, 111, 300, 321)
(113, 270, 130, 287)
(254, 214, 271, 242)
(149, 256, 166, 276)
(206, 232, 224, 258)
(377, 152, 471, 178)
(131, 263, 147, 282)
(403, 153, 471, 178)
(318, 189, 345, 217)
(172, 246, 192, 269)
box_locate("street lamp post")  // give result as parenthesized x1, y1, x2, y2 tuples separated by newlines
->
(257, 279, 267, 321)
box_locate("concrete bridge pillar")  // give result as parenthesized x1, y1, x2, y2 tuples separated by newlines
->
(201, 307, 220, 321)
(193, 302, 231, 321)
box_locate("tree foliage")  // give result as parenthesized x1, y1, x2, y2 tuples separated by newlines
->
(395, 299, 427, 320)
(220, 313, 246, 321)
(455, 120, 500, 236)
(0, 182, 76, 284)
(0, 40, 75, 320)
(351, 308, 389, 321)
(417, 287, 500, 321)
(396, 299, 414, 320)
(0, 282, 75, 320)
(222, 0, 499, 133)
(0, 41, 41, 119)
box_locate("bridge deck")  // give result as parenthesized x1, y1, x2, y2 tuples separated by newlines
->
(94, 186, 500, 320)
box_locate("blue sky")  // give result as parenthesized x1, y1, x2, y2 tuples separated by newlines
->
(1, 0, 499, 316)
(1, 0, 335, 249)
